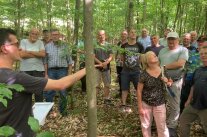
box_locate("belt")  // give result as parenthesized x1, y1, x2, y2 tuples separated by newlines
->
(49, 67, 67, 70)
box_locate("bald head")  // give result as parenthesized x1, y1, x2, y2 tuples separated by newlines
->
(97, 30, 106, 44)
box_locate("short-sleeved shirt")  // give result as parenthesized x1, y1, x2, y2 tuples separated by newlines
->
(122, 42, 144, 71)
(138, 36, 151, 51)
(20, 39, 45, 71)
(158, 46, 189, 80)
(94, 42, 113, 62)
(45, 41, 73, 68)
(0, 68, 48, 137)
(191, 66, 207, 110)
(159, 37, 168, 47)
(115, 41, 127, 67)
(145, 45, 164, 56)
(139, 70, 166, 106)
(191, 41, 198, 49)
(185, 46, 202, 81)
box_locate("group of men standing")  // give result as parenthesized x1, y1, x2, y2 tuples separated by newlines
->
(110, 28, 206, 137)
(19, 28, 72, 115)
(0, 26, 206, 137)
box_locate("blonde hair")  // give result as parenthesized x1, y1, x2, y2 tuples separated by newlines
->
(140, 51, 156, 70)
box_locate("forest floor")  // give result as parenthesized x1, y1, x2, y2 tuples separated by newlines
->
(41, 65, 206, 137)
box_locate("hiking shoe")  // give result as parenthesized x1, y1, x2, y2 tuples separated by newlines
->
(120, 105, 132, 113)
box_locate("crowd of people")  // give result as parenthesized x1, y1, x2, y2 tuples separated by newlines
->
(0, 27, 207, 137)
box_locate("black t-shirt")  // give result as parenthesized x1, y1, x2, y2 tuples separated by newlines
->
(0, 68, 48, 137)
(122, 42, 144, 71)
(191, 66, 207, 109)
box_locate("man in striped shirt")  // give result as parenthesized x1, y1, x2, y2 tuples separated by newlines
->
(44, 29, 73, 115)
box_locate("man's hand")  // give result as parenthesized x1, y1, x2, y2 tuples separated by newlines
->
(102, 61, 109, 69)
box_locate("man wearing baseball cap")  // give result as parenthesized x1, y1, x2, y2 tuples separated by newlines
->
(158, 32, 189, 137)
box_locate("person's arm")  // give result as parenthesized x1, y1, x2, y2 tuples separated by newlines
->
(19, 50, 36, 58)
(94, 54, 103, 65)
(185, 86, 194, 107)
(102, 54, 113, 68)
(165, 59, 186, 69)
(27, 50, 46, 57)
(137, 82, 144, 116)
(44, 68, 86, 91)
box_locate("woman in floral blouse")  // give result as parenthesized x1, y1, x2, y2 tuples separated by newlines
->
(137, 51, 172, 137)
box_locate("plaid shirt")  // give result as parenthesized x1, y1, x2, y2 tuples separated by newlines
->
(45, 41, 72, 68)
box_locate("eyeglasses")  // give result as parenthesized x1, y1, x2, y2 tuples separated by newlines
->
(4, 41, 20, 48)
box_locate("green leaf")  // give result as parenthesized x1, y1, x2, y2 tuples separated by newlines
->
(37, 131, 54, 137)
(0, 87, 13, 99)
(0, 98, 7, 107)
(7, 84, 24, 92)
(0, 126, 15, 136)
(28, 116, 40, 132)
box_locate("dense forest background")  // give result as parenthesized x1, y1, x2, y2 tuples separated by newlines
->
(0, 0, 207, 42)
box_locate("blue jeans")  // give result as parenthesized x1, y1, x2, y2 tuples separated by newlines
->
(44, 68, 68, 114)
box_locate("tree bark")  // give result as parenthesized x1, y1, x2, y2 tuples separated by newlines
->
(127, 0, 134, 31)
(173, 0, 181, 31)
(73, 0, 81, 72)
(142, 0, 147, 27)
(14, 0, 21, 37)
(205, 5, 207, 35)
(84, 0, 97, 137)
(46, 0, 52, 30)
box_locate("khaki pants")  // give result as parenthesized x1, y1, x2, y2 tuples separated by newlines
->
(95, 69, 111, 88)
(139, 102, 169, 137)
(179, 105, 207, 137)
(166, 78, 183, 128)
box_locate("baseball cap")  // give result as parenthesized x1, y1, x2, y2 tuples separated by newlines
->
(167, 32, 179, 39)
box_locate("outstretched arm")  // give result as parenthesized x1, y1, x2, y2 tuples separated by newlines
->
(44, 68, 86, 91)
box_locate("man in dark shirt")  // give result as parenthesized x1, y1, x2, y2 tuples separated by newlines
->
(94, 30, 113, 105)
(0, 28, 86, 137)
(179, 45, 207, 137)
(145, 34, 164, 56)
(115, 30, 128, 98)
(121, 29, 144, 112)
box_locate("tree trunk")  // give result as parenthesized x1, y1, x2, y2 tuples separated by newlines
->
(142, 0, 147, 27)
(127, 0, 134, 31)
(205, 5, 207, 35)
(135, 0, 140, 30)
(73, 0, 81, 72)
(46, 0, 52, 30)
(84, 0, 97, 137)
(14, 0, 21, 37)
(173, 0, 181, 31)
(160, 0, 164, 36)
